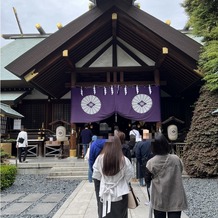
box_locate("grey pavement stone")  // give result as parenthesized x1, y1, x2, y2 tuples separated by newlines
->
(0, 194, 24, 202)
(26, 203, 57, 215)
(42, 193, 65, 202)
(18, 193, 45, 202)
(0, 202, 8, 209)
(1, 203, 32, 215)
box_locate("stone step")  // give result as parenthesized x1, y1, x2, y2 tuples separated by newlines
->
(49, 170, 88, 176)
(50, 166, 88, 171)
(17, 161, 89, 169)
(48, 165, 89, 179)
(47, 175, 88, 180)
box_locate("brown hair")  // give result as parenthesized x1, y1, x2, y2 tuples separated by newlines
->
(117, 131, 126, 144)
(102, 135, 125, 176)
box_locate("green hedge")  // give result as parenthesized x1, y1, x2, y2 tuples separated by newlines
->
(0, 165, 17, 190)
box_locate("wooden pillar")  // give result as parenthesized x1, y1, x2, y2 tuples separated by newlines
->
(107, 72, 110, 82)
(120, 71, 124, 82)
(70, 123, 77, 149)
(154, 69, 161, 132)
(113, 72, 117, 82)
(62, 49, 77, 154)
(70, 70, 77, 152)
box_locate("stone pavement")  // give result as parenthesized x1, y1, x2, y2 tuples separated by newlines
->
(0, 180, 189, 218)
(52, 180, 189, 218)
(1, 157, 189, 217)
(0, 192, 65, 216)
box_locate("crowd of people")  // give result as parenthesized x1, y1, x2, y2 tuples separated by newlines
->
(80, 123, 188, 218)
(16, 123, 187, 218)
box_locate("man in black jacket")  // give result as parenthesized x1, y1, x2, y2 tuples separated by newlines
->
(135, 140, 153, 186)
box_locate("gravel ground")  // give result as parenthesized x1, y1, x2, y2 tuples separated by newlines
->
(0, 174, 82, 218)
(183, 177, 218, 218)
(1, 175, 218, 218)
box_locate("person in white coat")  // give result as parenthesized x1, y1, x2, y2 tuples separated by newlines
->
(93, 135, 134, 218)
(16, 127, 28, 163)
(129, 125, 141, 142)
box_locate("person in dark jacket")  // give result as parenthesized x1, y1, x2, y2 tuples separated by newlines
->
(135, 140, 153, 186)
(80, 123, 93, 158)
(89, 139, 106, 218)
(117, 131, 132, 162)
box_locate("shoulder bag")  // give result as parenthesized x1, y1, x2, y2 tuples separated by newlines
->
(18, 137, 24, 143)
(128, 184, 139, 209)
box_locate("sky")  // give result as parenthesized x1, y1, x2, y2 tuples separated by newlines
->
(0, 0, 188, 47)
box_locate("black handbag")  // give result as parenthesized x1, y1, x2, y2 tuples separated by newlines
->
(18, 137, 24, 143)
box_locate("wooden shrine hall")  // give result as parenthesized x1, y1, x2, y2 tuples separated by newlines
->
(4, 0, 203, 153)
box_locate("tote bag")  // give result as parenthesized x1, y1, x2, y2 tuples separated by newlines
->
(128, 185, 139, 209)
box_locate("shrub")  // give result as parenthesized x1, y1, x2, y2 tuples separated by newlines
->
(0, 165, 17, 190)
(0, 148, 11, 164)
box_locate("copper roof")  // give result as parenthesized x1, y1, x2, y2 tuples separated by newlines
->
(5, 0, 203, 99)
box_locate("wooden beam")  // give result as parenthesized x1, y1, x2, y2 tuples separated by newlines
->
(76, 66, 155, 73)
(62, 50, 77, 87)
(155, 47, 168, 69)
(112, 13, 117, 38)
(117, 40, 148, 66)
(62, 50, 75, 70)
(113, 72, 117, 82)
(68, 81, 167, 87)
(154, 69, 160, 85)
(82, 40, 112, 67)
(120, 71, 124, 82)
(112, 13, 118, 67)
(107, 72, 111, 82)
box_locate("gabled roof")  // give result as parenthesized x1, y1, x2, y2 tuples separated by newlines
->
(0, 103, 24, 118)
(1, 38, 44, 90)
(5, 0, 203, 99)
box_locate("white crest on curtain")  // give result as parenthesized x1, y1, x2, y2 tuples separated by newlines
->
(93, 85, 96, 95)
(124, 85, 127, 95)
(80, 87, 83, 96)
(148, 85, 152, 95)
(111, 85, 114, 95)
(104, 87, 107, 95)
(136, 85, 139, 94)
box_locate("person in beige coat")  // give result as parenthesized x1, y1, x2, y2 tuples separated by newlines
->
(144, 133, 188, 218)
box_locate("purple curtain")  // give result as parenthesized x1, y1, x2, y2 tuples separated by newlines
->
(71, 86, 161, 123)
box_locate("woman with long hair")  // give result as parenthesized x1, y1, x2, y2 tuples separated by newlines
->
(93, 135, 134, 218)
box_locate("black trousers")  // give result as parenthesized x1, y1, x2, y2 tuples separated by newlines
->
(18, 147, 27, 162)
(93, 179, 102, 218)
(154, 210, 181, 218)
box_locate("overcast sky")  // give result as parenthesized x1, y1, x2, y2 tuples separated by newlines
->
(1, 0, 188, 47)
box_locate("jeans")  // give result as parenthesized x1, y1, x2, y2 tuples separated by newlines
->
(18, 147, 27, 162)
(82, 144, 89, 157)
(88, 167, 93, 183)
(154, 210, 181, 218)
